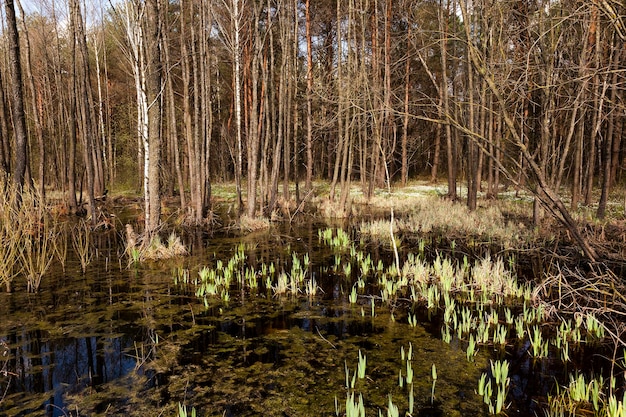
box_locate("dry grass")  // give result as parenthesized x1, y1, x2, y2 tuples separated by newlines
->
(317, 197, 351, 219)
(124, 224, 187, 263)
(359, 194, 527, 248)
(239, 215, 270, 232)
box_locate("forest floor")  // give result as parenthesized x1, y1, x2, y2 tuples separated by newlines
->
(99, 179, 626, 263)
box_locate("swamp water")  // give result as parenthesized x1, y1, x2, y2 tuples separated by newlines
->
(0, 218, 610, 416)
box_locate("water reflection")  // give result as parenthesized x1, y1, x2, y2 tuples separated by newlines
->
(0, 251, 178, 416)
(0, 221, 549, 416)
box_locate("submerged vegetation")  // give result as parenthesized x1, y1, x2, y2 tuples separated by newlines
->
(0, 180, 625, 416)
(172, 212, 626, 416)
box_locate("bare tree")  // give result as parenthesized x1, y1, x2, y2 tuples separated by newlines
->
(114, 0, 162, 233)
(4, 0, 29, 192)
(214, 0, 246, 215)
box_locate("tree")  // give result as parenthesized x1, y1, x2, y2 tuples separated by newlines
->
(4, 0, 29, 192)
(115, 0, 162, 234)
(144, 0, 162, 234)
(214, 0, 246, 215)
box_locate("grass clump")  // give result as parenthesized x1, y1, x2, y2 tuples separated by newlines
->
(359, 195, 526, 248)
(124, 224, 187, 264)
(238, 215, 270, 232)
(0, 177, 62, 292)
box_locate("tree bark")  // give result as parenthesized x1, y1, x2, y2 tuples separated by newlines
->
(439, 0, 455, 199)
(144, 0, 162, 234)
(4, 0, 29, 192)
(305, 0, 314, 191)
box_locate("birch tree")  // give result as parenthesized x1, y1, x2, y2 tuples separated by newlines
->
(115, 0, 162, 234)
(214, 0, 246, 215)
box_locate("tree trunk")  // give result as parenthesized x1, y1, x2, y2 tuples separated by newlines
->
(439, 0, 455, 199)
(233, 0, 244, 215)
(144, 0, 162, 234)
(597, 38, 621, 219)
(401, 23, 410, 186)
(17, 0, 45, 200)
(72, 0, 97, 223)
(162, 9, 186, 212)
(305, 0, 314, 191)
(4, 0, 29, 191)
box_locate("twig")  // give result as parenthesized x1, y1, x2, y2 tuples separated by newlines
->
(315, 326, 336, 349)
(290, 189, 314, 223)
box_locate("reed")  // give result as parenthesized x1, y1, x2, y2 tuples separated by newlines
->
(71, 220, 93, 273)
(0, 216, 22, 292)
(19, 213, 59, 292)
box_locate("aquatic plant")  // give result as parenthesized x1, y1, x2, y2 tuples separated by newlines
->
(466, 334, 477, 362)
(343, 261, 352, 278)
(585, 313, 605, 340)
(477, 360, 510, 414)
(345, 392, 365, 417)
(387, 395, 399, 417)
(305, 277, 317, 298)
(607, 393, 626, 417)
(494, 324, 507, 347)
(320, 227, 351, 251)
(405, 359, 413, 385)
(529, 325, 549, 358)
(431, 363, 437, 404)
(71, 220, 94, 273)
(403, 310, 415, 328)
(239, 214, 270, 231)
(125, 225, 187, 263)
(357, 350, 367, 379)
(441, 325, 452, 344)
(177, 403, 197, 417)
(504, 308, 513, 325)
(344, 361, 357, 389)
(349, 286, 358, 304)
(275, 272, 289, 295)
(0, 217, 22, 292)
(19, 213, 59, 292)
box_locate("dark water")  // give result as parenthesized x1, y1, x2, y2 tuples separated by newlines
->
(0, 219, 604, 416)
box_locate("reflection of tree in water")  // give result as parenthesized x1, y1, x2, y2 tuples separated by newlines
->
(1, 339, 13, 403)
(0, 328, 137, 414)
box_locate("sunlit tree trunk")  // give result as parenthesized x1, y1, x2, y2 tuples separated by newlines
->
(246, 3, 262, 218)
(162, 7, 186, 211)
(401, 23, 410, 186)
(144, 0, 162, 234)
(232, 0, 244, 215)
(72, 0, 97, 222)
(0, 65, 10, 175)
(305, 0, 314, 191)
(597, 36, 621, 218)
(439, 0, 455, 199)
